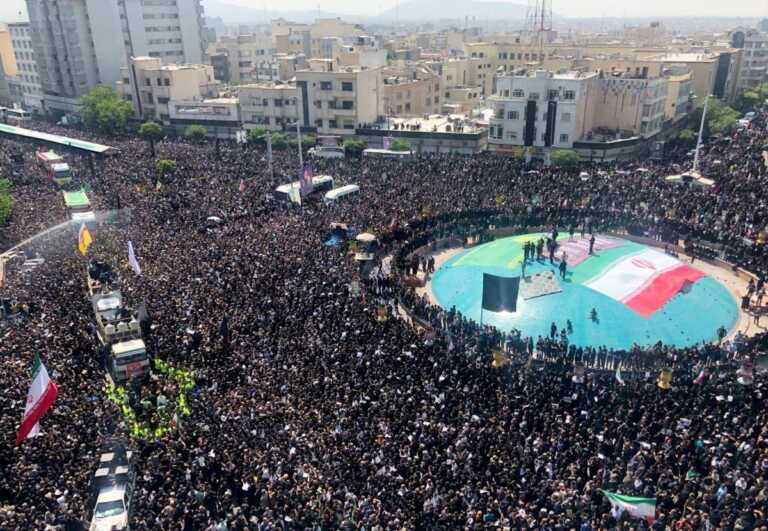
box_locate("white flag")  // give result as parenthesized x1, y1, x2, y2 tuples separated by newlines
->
(128, 241, 141, 276)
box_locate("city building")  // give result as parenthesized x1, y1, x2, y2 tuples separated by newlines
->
(381, 64, 441, 117)
(295, 63, 381, 136)
(25, 0, 207, 114)
(729, 28, 768, 93)
(591, 72, 668, 140)
(0, 26, 18, 77)
(7, 22, 43, 112)
(487, 70, 599, 152)
(356, 114, 488, 154)
(207, 34, 275, 84)
(168, 97, 240, 138)
(116, 57, 218, 122)
(238, 82, 299, 131)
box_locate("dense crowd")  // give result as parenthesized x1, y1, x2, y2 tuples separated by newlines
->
(0, 110, 767, 530)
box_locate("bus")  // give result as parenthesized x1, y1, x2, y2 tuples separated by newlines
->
(324, 184, 360, 204)
(0, 107, 31, 125)
(274, 175, 336, 203)
(37, 150, 72, 185)
(63, 190, 91, 214)
(362, 148, 414, 160)
(308, 145, 345, 158)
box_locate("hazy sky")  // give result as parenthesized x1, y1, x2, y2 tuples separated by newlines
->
(0, 0, 765, 22)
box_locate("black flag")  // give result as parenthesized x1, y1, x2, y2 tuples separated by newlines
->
(482, 273, 521, 312)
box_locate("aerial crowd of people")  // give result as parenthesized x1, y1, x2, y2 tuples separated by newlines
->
(0, 109, 767, 530)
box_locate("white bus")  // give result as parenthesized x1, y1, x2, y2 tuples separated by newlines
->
(324, 184, 360, 204)
(308, 145, 345, 158)
(0, 107, 31, 125)
(274, 175, 336, 203)
(363, 148, 413, 159)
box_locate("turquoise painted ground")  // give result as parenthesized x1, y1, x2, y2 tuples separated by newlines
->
(431, 235, 739, 349)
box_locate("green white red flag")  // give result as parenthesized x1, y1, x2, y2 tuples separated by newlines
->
(16, 354, 58, 445)
(602, 490, 656, 523)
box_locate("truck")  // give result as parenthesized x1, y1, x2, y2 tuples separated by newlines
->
(89, 441, 135, 531)
(87, 263, 150, 384)
(37, 150, 72, 185)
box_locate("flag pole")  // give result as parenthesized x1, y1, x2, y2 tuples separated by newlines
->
(296, 120, 303, 171)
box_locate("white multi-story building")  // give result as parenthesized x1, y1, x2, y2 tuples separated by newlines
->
(7, 22, 43, 112)
(729, 28, 768, 92)
(25, 0, 207, 114)
(239, 82, 299, 131)
(488, 70, 598, 150)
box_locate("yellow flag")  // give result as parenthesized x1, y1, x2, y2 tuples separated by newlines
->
(78, 223, 93, 256)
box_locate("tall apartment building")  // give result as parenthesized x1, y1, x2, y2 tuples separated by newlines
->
(25, 0, 207, 114)
(295, 62, 381, 136)
(7, 22, 43, 112)
(730, 28, 768, 93)
(488, 70, 598, 151)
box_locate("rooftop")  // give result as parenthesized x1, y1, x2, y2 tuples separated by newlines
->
(380, 114, 485, 134)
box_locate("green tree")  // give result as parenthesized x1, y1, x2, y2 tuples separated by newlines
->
(184, 125, 208, 142)
(736, 91, 760, 113)
(80, 86, 134, 131)
(271, 133, 288, 150)
(156, 159, 177, 176)
(678, 128, 697, 144)
(688, 100, 740, 138)
(390, 138, 412, 152)
(139, 121, 163, 157)
(0, 178, 13, 226)
(292, 135, 316, 149)
(343, 137, 367, 157)
(247, 127, 267, 145)
(551, 149, 580, 167)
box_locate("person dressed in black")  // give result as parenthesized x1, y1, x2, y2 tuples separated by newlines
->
(589, 234, 596, 255)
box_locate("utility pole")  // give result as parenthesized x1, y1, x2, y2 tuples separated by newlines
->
(693, 94, 710, 175)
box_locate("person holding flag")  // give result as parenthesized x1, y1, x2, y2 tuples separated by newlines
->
(16, 354, 59, 445)
(78, 223, 93, 256)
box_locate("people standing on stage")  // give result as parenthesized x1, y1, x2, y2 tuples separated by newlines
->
(589, 234, 596, 255)
(521, 258, 526, 279)
(550, 321, 557, 339)
(537, 238, 544, 261)
(559, 256, 567, 280)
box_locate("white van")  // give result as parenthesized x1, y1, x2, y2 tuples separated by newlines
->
(308, 145, 345, 158)
(324, 184, 360, 204)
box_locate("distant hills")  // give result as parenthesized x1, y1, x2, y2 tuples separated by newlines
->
(202, 0, 530, 24)
(379, 0, 529, 22)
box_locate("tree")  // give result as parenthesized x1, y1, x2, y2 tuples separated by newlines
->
(0, 178, 13, 226)
(271, 133, 288, 150)
(677, 128, 697, 145)
(736, 91, 759, 113)
(247, 127, 267, 145)
(390, 139, 412, 152)
(551, 149, 580, 167)
(139, 121, 163, 157)
(184, 125, 208, 142)
(156, 159, 177, 176)
(688, 100, 739, 138)
(80, 86, 134, 132)
(292, 135, 317, 149)
(343, 137, 367, 157)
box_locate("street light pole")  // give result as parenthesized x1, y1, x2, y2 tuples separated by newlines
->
(693, 94, 710, 175)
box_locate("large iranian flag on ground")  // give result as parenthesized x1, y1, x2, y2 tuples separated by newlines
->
(584, 248, 704, 317)
(602, 490, 656, 522)
(16, 354, 58, 445)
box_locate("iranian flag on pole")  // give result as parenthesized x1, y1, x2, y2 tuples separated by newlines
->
(16, 354, 58, 445)
(602, 490, 656, 523)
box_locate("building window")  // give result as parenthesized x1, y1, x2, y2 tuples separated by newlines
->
(548, 89, 558, 100)
(512, 89, 524, 97)
(320, 81, 333, 90)
(564, 90, 575, 100)
(561, 112, 571, 123)
(559, 133, 569, 143)
(529, 92, 539, 100)
(506, 131, 518, 140)
(341, 81, 353, 91)
(158, 96, 169, 104)
(315, 119, 323, 127)
(329, 119, 338, 128)
(145, 78, 151, 86)
(508, 110, 519, 120)
(341, 100, 353, 110)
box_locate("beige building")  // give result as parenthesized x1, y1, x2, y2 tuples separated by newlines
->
(591, 74, 668, 139)
(381, 64, 441, 117)
(295, 63, 381, 135)
(207, 34, 276, 84)
(0, 27, 18, 77)
(238, 82, 299, 131)
(117, 57, 219, 122)
(647, 53, 718, 103)
(664, 70, 694, 121)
